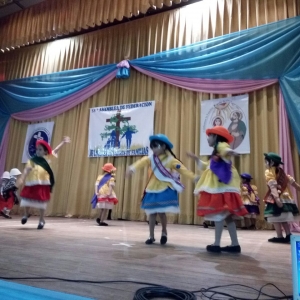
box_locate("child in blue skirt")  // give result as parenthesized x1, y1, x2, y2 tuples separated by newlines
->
(127, 134, 197, 245)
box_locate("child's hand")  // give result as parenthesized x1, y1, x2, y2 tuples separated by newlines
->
(126, 169, 134, 177)
(187, 152, 199, 160)
(62, 136, 71, 143)
(25, 166, 32, 173)
(227, 150, 240, 157)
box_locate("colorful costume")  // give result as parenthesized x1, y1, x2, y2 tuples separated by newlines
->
(240, 173, 260, 218)
(95, 174, 118, 209)
(130, 152, 196, 215)
(20, 143, 55, 210)
(264, 155, 299, 223)
(195, 128, 248, 221)
(0, 170, 21, 218)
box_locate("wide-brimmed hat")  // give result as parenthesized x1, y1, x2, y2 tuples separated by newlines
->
(1, 171, 10, 179)
(264, 152, 284, 165)
(149, 134, 173, 149)
(206, 126, 234, 144)
(36, 140, 52, 154)
(10, 168, 22, 176)
(241, 173, 252, 180)
(102, 163, 116, 173)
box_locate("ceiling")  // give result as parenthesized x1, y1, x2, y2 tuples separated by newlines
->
(0, 0, 45, 19)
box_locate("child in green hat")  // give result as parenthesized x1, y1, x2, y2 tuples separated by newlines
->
(264, 152, 300, 243)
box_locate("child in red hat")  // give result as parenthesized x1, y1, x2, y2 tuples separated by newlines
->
(91, 163, 118, 226)
(187, 126, 248, 253)
(17, 136, 70, 229)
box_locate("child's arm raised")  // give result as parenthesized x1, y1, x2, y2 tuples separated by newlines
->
(126, 156, 150, 177)
(186, 152, 208, 171)
(52, 136, 71, 156)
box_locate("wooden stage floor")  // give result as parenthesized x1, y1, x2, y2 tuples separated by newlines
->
(0, 217, 295, 299)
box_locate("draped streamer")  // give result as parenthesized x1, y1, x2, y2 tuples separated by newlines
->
(130, 16, 300, 80)
(132, 66, 277, 94)
(0, 65, 117, 174)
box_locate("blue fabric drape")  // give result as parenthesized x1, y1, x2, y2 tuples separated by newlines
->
(0, 64, 116, 141)
(1, 16, 300, 151)
(130, 16, 300, 80)
(280, 65, 300, 153)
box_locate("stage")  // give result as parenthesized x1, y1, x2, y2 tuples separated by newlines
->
(0, 218, 294, 299)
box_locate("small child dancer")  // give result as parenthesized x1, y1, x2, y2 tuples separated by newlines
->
(240, 173, 260, 229)
(126, 134, 198, 245)
(0, 171, 11, 218)
(0, 169, 22, 218)
(17, 137, 70, 229)
(263, 152, 300, 243)
(187, 126, 248, 253)
(91, 163, 118, 226)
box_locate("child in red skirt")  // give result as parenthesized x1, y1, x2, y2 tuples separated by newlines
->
(17, 137, 70, 229)
(0, 169, 22, 218)
(91, 163, 118, 226)
(0, 171, 11, 218)
(187, 126, 248, 253)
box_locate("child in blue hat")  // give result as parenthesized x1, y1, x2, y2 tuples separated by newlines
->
(264, 152, 300, 243)
(127, 134, 198, 245)
(240, 173, 260, 229)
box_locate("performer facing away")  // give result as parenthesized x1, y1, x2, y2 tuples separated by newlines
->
(126, 134, 198, 245)
(187, 126, 248, 253)
(240, 173, 260, 229)
(17, 136, 70, 229)
(91, 163, 118, 226)
(263, 152, 300, 243)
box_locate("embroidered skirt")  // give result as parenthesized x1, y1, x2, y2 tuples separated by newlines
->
(244, 204, 260, 218)
(197, 191, 248, 221)
(141, 188, 179, 215)
(97, 196, 118, 210)
(265, 201, 299, 222)
(20, 185, 51, 210)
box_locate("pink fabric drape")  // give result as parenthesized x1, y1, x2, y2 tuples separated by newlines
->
(279, 90, 300, 232)
(133, 66, 278, 94)
(0, 70, 117, 174)
(12, 71, 117, 122)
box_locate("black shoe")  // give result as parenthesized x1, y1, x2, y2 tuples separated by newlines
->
(96, 218, 101, 225)
(1, 211, 11, 219)
(268, 237, 286, 243)
(206, 245, 221, 253)
(160, 235, 167, 245)
(145, 238, 155, 245)
(285, 234, 292, 243)
(221, 245, 241, 253)
(99, 222, 108, 226)
(203, 222, 209, 228)
(21, 216, 28, 225)
(241, 227, 248, 230)
(37, 222, 45, 230)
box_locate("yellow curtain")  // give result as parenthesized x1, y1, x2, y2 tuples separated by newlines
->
(2, 0, 300, 227)
(0, 0, 191, 51)
(1, 0, 300, 79)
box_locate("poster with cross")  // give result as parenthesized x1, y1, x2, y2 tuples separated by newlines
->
(88, 101, 155, 157)
(22, 122, 54, 163)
